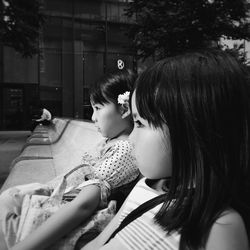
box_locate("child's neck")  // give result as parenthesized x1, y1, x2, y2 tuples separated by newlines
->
(108, 126, 132, 142)
(147, 179, 169, 193)
(108, 133, 129, 142)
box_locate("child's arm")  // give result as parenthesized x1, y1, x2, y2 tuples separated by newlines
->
(35, 115, 44, 122)
(206, 210, 249, 250)
(82, 194, 129, 250)
(11, 184, 101, 250)
(36, 111, 46, 122)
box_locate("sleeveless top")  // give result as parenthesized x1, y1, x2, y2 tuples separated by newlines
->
(102, 178, 180, 250)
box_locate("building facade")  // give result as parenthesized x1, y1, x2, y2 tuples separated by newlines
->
(0, 0, 136, 130)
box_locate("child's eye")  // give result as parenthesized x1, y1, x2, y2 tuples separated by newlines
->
(134, 120, 143, 128)
(93, 105, 101, 111)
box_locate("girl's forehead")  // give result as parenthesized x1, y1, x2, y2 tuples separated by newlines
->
(91, 99, 105, 105)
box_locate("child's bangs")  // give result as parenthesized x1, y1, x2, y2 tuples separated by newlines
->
(135, 72, 164, 128)
(90, 88, 110, 105)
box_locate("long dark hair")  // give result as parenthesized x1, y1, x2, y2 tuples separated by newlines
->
(90, 70, 135, 105)
(134, 50, 250, 249)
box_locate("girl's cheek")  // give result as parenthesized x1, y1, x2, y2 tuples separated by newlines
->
(130, 130, 144, 163)
(129, 128, 138, 147)
(136, 140, 149, 164)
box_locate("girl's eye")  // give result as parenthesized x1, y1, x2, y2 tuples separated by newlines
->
(93, 106, 101, 111)
(134, 120, 143, 128)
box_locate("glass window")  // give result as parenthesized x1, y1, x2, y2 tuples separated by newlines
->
(43, 17, 62, 48)
(40, 49, 62, 87)
(45, 0, 72, 15)
(4, 47, 38, 84)
(3, 88, 24, 129)
(40, 86, 62, 117)
(84, 52, 104, 88)
(74, 1, 102, 20)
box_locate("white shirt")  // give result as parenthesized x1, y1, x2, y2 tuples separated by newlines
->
(37, 108, 52, 121)
(101, 178, 180, 250)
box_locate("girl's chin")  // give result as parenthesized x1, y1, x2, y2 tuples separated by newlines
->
(99, 130, 108, 138)
(139, 167, 160, 179)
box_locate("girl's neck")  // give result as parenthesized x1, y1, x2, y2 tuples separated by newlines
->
(146, 178, 169, 193)
(108, 126, 133, 142)
(107, 134, 128, 143)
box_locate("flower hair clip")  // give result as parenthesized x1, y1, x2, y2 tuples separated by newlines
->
(118, 91, 130, 105)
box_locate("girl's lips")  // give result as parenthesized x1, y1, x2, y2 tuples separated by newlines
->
(94, 123, 101, 132)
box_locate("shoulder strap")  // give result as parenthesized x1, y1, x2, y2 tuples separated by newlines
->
(105, 193, 166, 244)
(64, 163, 89, 179)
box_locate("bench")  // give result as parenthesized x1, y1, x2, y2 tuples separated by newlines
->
(0, 119, 102, 192)
(23, 117, 70, 146)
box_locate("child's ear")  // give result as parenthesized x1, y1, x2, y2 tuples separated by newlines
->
(120, 103, 131, 119)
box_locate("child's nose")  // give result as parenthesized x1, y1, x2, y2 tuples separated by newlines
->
(91, 112, 96, 122)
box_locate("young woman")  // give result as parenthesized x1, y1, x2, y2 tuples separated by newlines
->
(83, 50, 250, 250)
(0, 70, 139, 250)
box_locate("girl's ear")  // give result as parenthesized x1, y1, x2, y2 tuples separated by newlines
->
(120, 102, 131, 119)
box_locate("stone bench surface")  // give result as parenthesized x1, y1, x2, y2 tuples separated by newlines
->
(0, 159, 55, 192)
(21, 145, 53, 158)
(52, 120, 102, 174)
(20, 119, 100, 158)
(0, 118, 102, 193)
(26, 118, 69, 145)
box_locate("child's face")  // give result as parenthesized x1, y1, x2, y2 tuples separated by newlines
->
(91, 101, 124, 139)
(130, 92, 172, 179)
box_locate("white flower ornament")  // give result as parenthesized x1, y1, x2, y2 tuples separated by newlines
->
(118, 91, 130, 105)
(117, 91, 131, 118)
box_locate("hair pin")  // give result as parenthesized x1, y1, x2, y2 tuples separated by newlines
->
(118, 91, 130, 105)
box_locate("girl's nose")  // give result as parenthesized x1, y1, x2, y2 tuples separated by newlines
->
(91, 111, 96, 122)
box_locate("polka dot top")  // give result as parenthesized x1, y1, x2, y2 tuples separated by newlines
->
(81, 139, 138, 185)
(79, 138, 139, 205)
(47, 138, 139, 208)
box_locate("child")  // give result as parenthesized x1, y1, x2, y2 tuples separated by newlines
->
(83, 50, 250, 250)
(0, 70, 139, 249)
